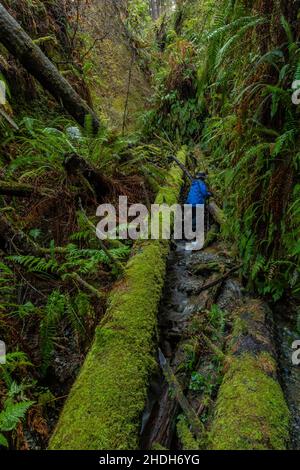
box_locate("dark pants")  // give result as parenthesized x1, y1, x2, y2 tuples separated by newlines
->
(192, 206, 197, 232)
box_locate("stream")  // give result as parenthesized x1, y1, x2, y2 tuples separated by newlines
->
(141, 236, 243, 449)
(141, 236, 300, 450)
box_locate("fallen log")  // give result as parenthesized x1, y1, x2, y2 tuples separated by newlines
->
(196, 264, 243, 294)
(49, 148, 187, 450)
(158, 349, 204, 439)
(208, 201, 225, 226)
(0, 180, 51, 197)
(0, 4, 99, 132)
(141, 338, 198, 450)
(210, 299, 290, 450)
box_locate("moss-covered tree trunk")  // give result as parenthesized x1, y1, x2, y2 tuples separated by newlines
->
(0, 4, 99, 131)
(210, 300, 290, 450)
(49, 148, 187, 450)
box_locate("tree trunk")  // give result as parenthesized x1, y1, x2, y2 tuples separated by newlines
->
(208, 201, 225, 226)
(210, 300, 290, 450)
(0, 4, 100, 132)
(0, 180, 51, 197)
(63, 153, 111, 199)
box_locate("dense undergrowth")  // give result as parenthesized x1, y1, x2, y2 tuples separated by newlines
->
(146, 0, 300, 302)
(0, 0, 172, 449)
(0, 103, 180, 447)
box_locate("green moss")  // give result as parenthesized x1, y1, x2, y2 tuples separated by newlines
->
(49, 149, 187, 450)
(210, 354, 290, 450)
(177, 415, 203, 450)
(155, 148, 187, 206)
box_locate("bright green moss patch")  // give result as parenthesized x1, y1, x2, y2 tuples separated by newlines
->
(210, 354, 290, 450)
(49, 149, 186, 450)
(177, 415, 203, 450)
(156, 148, 187, 206)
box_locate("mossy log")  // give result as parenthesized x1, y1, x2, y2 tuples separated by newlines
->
(49, 148, 187, 450)
(0, 180, 51, 197)
(208, 201, 225, 226)
(210, 300, 290, 450)
(0, 4, 99, 131)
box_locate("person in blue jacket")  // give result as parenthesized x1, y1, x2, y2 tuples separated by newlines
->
(186, 172, 212, 230)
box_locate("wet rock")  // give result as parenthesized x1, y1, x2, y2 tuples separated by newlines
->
(217, 279, 243, 312)
(179, 277, 203, 295)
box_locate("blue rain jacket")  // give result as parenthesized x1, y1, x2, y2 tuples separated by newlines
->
(186, 179, 211, 206)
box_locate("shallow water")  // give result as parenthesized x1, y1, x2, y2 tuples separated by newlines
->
(141, 239, 242, 449)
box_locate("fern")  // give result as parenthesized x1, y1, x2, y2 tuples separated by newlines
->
(8, 255, 60, 274)
(0, 397, 34, 448)
(40, 290, 66, 375)
(215, 18, 265, 68)
(251, 255, 266, 280)
(280, 15, 294, 46)
(0, 261, 15, 311)
(0, 352, 32, 387)
(294, 60, 300, 82)
(272, 129, 296, 157)
(0, 399, 34, 432)
(207, 15, 263, 41)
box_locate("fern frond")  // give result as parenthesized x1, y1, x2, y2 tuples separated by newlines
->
(0, 400, 34, 432)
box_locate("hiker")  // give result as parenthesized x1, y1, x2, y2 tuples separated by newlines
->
(186, 172, 212, 230)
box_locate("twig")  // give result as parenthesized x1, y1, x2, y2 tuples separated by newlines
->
(169, 154, 193, 181)
(197, 264, 243, 294)
(0, 107, 19, 130)
(80, 33, 109, 62)
(158, 348, 205, 439)
(68, 0, 81, 59)
(122, 49, 135, 135)
(201, 333, 225, 361)
(69, 272, 105, 300)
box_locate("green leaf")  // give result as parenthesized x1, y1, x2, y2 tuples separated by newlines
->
(0, 433, 8, 448)
(0, 400, 34, 432)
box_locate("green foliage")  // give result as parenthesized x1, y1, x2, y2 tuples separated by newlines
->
(154, 0, 300, 299)
(40, 290, 66, 375)
(127, 0, 152, 40)
(0, 261, 15, 313)
(7, 117, 77, 179)
(209, 304, 225, 333)
(8, 244, 130, 277)
(39, 289, 95, 375)
(0, 352, 32, 387)
(0, 381, 34, 448)
(189, 371, 213, 394)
